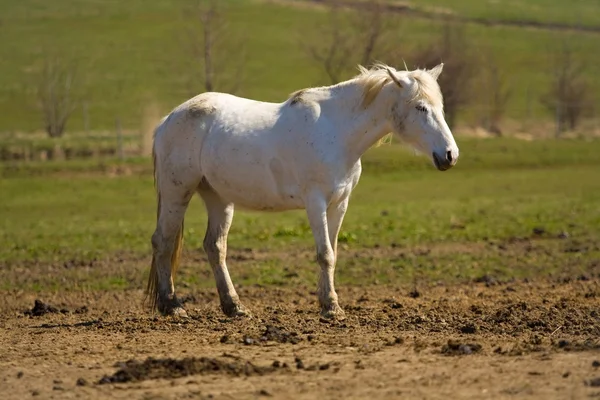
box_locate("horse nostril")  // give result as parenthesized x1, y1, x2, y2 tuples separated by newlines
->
(446, 150, 453, 163)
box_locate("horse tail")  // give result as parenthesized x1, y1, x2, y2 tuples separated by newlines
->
(145, 119, 185, 312)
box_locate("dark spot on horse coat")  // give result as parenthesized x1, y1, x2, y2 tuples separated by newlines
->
(391, 104, 406, 132)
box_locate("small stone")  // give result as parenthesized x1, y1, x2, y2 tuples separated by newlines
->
(242, 337, 254, 345)
(585, 377, 600, 387)
(76, 378, 88, 386)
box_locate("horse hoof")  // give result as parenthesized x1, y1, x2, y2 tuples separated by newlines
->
(320, 305, 346, 320)
(222, 302, 250, 318)
(170, 307, 189, 318)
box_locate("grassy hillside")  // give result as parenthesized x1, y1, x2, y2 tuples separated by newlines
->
(0, 0, 599, 134)
(408, 0, 600, 29)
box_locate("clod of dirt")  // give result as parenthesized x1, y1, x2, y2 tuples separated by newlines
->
(24, 300, 62, 316)
(17, 371, 24, 379)
(385, 337, 404, 346)
(383, 298, 403, 309)
(532, 227, 546, 236)
(74, 306, 88, 314)
(258, 389, 272, 397)
(593, 360, 600, 368)
(98, 356, 281, 384)
(261, 325, 301, 344)
(474, 275, 498, 287)
(585, 377, 600, 387)
(554, 339, 600, 352)
(220, 335, 229, 344)
(76, 378, 88, 386)
(460, 324, 478, 334)
(408, 289, 420, 299)
(441, 340, 482, 356)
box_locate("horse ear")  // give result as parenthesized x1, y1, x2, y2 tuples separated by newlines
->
(386, 68, 403, 88)
(429, 63, 444, 80)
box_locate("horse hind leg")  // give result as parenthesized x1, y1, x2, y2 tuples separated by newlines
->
(199, 186, 249, 317)
(147, 179, 195, 318)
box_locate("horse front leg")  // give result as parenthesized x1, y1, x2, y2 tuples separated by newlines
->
(306, 192, 346, 319)
(327, 197, 349, 269)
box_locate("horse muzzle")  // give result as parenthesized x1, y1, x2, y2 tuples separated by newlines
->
(432, 150, 456, 171)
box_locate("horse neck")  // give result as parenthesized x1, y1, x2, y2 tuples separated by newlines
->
(321, 80, 395, 160)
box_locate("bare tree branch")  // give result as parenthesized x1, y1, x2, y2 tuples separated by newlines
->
(541, 43, 591, 135)
(480, 52, 512, 136)
(410, 22, 477, 129)
(302, 0, 399, 84)
(179, 0, 245, 95)
(36, 56, 79, 138)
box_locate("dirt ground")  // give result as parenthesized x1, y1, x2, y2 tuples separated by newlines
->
(1, 276, 599, 400)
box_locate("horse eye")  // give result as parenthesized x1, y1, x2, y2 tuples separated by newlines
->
(416, 105, 427, 112)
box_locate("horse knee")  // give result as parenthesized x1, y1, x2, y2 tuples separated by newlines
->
(316, 249, 335, 268)
(203, 235, 224, 257)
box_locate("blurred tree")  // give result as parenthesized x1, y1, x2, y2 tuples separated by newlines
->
(410, 23, 477, 130)
(35, 57, 79, 138)
(541, 44, 591, 136)
(180, 0, 245, 95)
(480, 52, 512, 136)
(302, 0, 398, 84)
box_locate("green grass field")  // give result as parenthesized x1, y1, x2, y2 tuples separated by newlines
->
(2, 138, 599, 292)
(411, 0, 600, 28)
(1, 0, 600, 133)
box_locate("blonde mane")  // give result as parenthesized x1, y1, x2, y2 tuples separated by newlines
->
(355, 63, 443, 109)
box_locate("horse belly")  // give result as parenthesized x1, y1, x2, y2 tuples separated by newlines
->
(203, 158, 304, 212)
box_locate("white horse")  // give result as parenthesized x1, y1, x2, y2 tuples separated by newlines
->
(146, 62, 458, 319)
